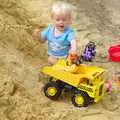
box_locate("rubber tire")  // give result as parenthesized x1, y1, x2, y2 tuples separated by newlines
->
(72, 91, 90, 107)
(44, 82, 61, 100)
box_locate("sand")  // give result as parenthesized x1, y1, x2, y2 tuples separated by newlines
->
(0, 0, 120, 120)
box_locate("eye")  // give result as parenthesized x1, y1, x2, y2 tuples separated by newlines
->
(56, 18, 60, 21)
(62, 18, 67, 21)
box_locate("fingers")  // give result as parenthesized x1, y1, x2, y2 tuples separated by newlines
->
(32, 29, 40, 40)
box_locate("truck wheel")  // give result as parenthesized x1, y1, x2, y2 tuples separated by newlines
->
(44, 82, 61, 100)
(72, 92, 90, 107)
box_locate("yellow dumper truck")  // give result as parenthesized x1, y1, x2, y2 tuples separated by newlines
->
(42, 59, 105, 107)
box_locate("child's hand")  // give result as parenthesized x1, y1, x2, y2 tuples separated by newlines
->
(67, 53, 78, 64)
(33, 29, 40, 40)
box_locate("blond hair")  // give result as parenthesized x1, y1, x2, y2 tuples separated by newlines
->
(51, 1, 73, 18)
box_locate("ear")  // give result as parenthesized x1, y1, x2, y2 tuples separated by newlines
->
(69, 18, 72, 24)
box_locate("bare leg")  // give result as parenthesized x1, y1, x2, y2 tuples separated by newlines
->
(48, 56, 58, 65)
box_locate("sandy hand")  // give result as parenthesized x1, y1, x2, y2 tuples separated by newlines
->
(67, 53, 78, 64)
(33, 29, 41, 40)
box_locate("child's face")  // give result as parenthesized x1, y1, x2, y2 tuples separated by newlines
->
(52, 13, 71, 32)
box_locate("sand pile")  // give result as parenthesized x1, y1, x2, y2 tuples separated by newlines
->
(0, 0, 120, 120)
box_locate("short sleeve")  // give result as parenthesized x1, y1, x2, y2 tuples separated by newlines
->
(41, 26, 51, 41)
(67, 31, 76, 42)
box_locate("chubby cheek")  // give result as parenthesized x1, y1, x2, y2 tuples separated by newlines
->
(53, 20, 60, 25)
(55, 22, 61, 28)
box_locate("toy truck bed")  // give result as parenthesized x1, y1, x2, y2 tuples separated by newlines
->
(42, 59, 105, 88)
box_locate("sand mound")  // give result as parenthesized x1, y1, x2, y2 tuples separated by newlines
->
(0, 0, 120, 120)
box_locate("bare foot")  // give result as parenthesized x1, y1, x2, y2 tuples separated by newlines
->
(105, 80, 112, 92)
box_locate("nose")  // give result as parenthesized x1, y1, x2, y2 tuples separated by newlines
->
(59, 20, 63, 24)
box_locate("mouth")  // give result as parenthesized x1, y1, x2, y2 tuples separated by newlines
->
(59, 25, 64, 29)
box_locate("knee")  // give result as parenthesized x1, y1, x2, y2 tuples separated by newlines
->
(48, 56, 58, 64)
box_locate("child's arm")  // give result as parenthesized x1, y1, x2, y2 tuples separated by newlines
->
(33, 29, 46, 43)
(70, 39, 77, 54)
(67, 40, 77, 64)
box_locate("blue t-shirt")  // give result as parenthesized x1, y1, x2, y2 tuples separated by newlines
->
(41, 25, 76, 58)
